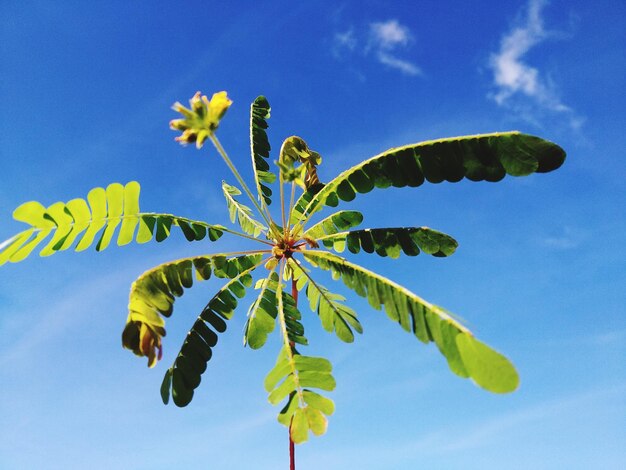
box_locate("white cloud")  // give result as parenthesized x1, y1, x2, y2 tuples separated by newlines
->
(376, 52, 422, 76)
(489, 0, 580, 127)
(334, 28, 357, 52)
(332, 19, 422, 77)
(538, 226, 586, 250)
(369, 20, 422, 76)
(369, 19, 412, 50)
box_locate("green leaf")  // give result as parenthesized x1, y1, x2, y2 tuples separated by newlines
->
(289, 259, 362, 343)
(456, 334, 519, 393)
(250, 96, 276, 206)
(0, 181, 225, 265)
(264, 282, 336, 443)
(303, 210, 364, 240)
(118, 181, 141, 245)
(290, 408, 309, 444)
(303, 250, 518, 393)
(302, 390, 335, 416)
(304, 406, 327, 436)
(12, 201, 49, 225)
(264, 360, 292, 393)
(279, 136, 323, 190)
(0, 231, 34, 265)
(96, 183, 124, 251)
(39, 203, 73, 256)
(318, 227, 458, 258)
(291, 132, 566, 224)
(160, 368, 173, 404)
(294, 355, 332, 372)
(265, 347, 336, 442)
(222, 181, 267, 237)
(123, 254, 263, 372)
(243, 272, 279, 349)
(159, 255, 264, 407)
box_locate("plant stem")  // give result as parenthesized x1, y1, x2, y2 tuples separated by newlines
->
(289, 433, 295, 470)
(218, 226, 275, 246)
(279, 160, 287, 237)
(209, 135, 275, 232)
(216, 249, 273, 257)
(289, 276, 298, 470)
(286, 182, 296, 233)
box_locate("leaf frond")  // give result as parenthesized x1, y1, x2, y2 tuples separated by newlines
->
(303, 250, 519, 393)
(250, 96, 276, 206)
(317, 226, 458, 258)
(265, 276, 335, 444)
(302, 210, 363, 240)
(123, 253, 263, 368)
(243, 271, 279, 349)
(0, 181, 224, 265)
(222, 181, 267, 237)
(291, 132, 566, 224)
(289, 258, 362, 343)
(157, 254, 265, 407)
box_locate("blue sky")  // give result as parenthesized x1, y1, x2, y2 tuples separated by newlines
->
(1, 1, 624, 469)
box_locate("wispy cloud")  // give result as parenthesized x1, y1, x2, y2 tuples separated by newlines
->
(369, 20, 411, 50)
(0, 267, 131, 367)
(333, 28, 357, 55)
(538, 226, 586, 250)
(305, 383, 626, 468)
(333, 19, 422, 76)
(376, 51, 421, 76)
(488, 0, 581, 128)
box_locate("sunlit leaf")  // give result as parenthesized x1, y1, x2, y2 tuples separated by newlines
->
(222, 181, 267, 237)
(0, 182, 224, 265)
(250, 96, 276, 205)
(291, 132, 566, 224)
(303, 250, 518, 393)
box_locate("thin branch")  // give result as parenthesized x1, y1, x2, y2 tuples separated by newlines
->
(279, 166, 287, 237)
(286, 182, 296, 235)
(209, 135, 275, 230)
(218, 226, 274, 246)
(289, 258, 342, 319)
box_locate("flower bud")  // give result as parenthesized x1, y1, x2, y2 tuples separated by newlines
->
(170, 91, 233, 149)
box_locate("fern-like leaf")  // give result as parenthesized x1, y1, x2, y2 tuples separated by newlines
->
(222, 181, 267, 237)
(250, 96, 276, 205)
(291, 132, 566, 224)
(158, 254, 265, 407)
(265, 348, 336, 444)
(0, 181, 224, 265)
(317, 227, 458, 258)
(243, 271, 279, 349)
(289, 259, 362, 343)
(303, 250, 519, 394)
(265, 279, 334, 444)
(242, 270, 307, 349)
(302, 210, 363, 240)
(123, 253, 264, 369)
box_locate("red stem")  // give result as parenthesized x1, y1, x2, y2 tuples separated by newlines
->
(291, 278, 299, 304)
(289, 278, 298, 470)
(289, 434, 295, 470)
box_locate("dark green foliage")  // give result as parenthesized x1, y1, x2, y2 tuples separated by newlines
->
(291, 132, 566, 224)
(159, 254, 263, 407)
(318, 227, 458, 258)
(250, 96, 276, 205)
